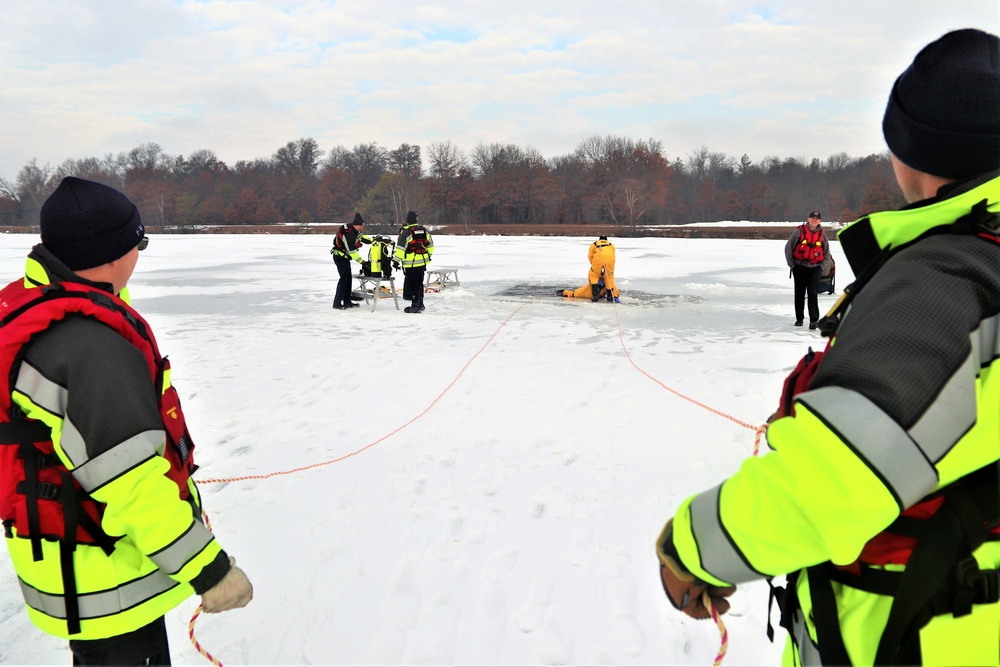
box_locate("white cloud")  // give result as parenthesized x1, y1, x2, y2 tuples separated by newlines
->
(1, 0, 997, 178)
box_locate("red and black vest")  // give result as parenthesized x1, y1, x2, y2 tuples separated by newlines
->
(405, 225, 431, 254)
(0, 279, 198, 557)
(332, 224, 362, 256)
(792, 224, 826, 264)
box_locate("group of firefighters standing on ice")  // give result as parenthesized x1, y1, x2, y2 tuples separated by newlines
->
(0, 26, 997, 667)
(330, 210, 435, 313)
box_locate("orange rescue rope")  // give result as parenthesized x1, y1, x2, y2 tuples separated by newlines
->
(610, 301, 768, 446)
(189, 605, 223, 666)
(188, 304, 527, 663)
(704, 592, 729, 667)
(611, 301, 762, 665)
(189, 298, 758, 664)
(198, 303, 527, 485)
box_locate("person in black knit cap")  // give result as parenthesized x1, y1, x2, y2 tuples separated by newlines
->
(330, 212, 370, 309)
(0, 177, 252, 665)
(395, 211, 435, 313)
(657, 28, 1000, 667)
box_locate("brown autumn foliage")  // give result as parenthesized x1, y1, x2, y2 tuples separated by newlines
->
(1, 139, 906, 231)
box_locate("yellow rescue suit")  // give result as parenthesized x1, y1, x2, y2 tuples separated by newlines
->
(588, 239, 617, 294)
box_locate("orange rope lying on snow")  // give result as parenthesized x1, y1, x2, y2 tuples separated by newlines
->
(610, 300, 758, 665)
(198, 302, 527, 485)
(610, 300, 769, 449)
(189, 304, 528, 663)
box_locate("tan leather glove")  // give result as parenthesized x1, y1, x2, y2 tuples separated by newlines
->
(201, 557, 253, 613)
(656, 520, 736, 620)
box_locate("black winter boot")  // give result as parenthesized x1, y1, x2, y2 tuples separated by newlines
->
(590, 284, 600, 302)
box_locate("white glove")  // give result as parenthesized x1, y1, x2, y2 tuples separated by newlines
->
(201, 557, 253, 613)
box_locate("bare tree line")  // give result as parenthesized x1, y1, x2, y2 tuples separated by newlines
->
(0, 136, 905, 231)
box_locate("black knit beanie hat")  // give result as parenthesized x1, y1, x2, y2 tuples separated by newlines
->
(352, 212, 365, 226)
(406, 211, 418, 224)
(40, 177, 145, 271)
(882, 28, 1000, 179)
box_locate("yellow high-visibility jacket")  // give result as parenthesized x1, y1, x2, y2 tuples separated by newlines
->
(1, 246, 229, 640)
(395, 223, 435, 269)
(670, 172, 1000, 666)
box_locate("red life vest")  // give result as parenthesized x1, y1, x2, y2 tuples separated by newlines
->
(0, 280, 197, 553)
(332, 224, 362, 255)
(405, 226, 431, 255)
(792, 224, 826, 264)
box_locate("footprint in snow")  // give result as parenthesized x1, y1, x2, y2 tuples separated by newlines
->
(481, 547, 520, 583)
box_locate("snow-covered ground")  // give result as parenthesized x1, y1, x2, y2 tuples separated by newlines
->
(0, 233, 851, 666)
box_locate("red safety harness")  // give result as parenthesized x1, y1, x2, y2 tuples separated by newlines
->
(405, 226, 431, 254)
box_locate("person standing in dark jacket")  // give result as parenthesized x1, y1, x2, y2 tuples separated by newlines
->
(330, 213, 369, 310)
(784, 210, 830, 329)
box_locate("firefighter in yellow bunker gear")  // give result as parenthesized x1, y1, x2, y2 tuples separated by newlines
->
(588, 235, 617, 301)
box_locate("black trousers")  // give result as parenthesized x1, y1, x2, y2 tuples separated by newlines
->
(69, 617, 171, 666)
(792, 264, 822, 323)
(333, 255, 353, 307)
(403, 267, 425, 309)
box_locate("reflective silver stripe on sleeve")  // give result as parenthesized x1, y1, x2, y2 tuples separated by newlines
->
(70, 430, 163, 493)
(689, 484, 761, 584)
(908, 351, 977, 463)
(148, 521, 215, 575)
(14, 362, 67, 416)
(797, 386, 938, 508)
(976, 313, 1000, 368)
(18, 568, 179, 621)
(57, 418, 87, 467)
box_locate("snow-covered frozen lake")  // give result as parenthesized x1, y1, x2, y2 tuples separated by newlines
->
(0, 233, 851, 665)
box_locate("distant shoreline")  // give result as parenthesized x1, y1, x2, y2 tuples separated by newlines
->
(0, 223, 833, 241)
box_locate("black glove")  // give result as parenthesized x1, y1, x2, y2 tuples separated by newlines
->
(392, 260, 401, 270)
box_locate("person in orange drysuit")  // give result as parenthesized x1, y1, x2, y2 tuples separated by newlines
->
(588, 235, 618, 302)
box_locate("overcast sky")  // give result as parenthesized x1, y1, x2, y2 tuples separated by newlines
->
(2, 1, 998, 180)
